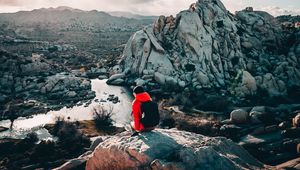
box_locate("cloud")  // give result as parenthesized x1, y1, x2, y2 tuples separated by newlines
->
(258, 6, 300, 16)
(221, 0, 245, 13)
(0, 0, 299, 16)
(0, 0, 23, 6)
(127, 0, 158, 4)
(0, 0, 196, 15)
(221, 0, 300, 16)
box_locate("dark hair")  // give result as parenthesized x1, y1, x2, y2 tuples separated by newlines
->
(133, 86, 145, 94)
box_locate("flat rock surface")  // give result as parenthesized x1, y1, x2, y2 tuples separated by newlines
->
(276, 157, 300, 169)
(239, 131, 282, 146)
(86, 128, 264, 170)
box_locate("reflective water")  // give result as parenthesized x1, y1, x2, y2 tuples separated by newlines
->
(0, 79, 133, 139)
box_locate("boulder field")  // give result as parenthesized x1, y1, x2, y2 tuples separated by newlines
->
(0, 50, 95, 120)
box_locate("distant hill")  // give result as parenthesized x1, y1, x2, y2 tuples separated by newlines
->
(0, 6, 154, 30)
(0, 6, 155, 55)
(107, 11, 157, 20)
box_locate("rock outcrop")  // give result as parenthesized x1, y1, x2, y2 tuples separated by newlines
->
(108, 0, 300, 102)
(86, 129, 264, 170)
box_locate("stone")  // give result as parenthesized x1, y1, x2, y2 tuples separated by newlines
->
(134, 78, 146, 86)
(197, 72, 210, 86)
(98, 68, 107, 74)
(241, 42, 253, 49)
(230, 109, 249, 124)
(250, 106, 269, 113)
(249, 106, 274, 124)
(249, 111, 263, 124)
(276, 157, 300, 169)
(165, 76, 177, 87)
(239, 131, 282, 147)
(241, 71, 257, 93)
(54, 158, 87, 170)
(0, 126, 9, 132)
(144, 26, 165, 53)
(233, 71, 257, 97)
(178, 81, 186, 88)
(154, 72, 166, 85)
(86, 129, 264, 170)
(89, 137, 104, 151)
(66, 91, 77, 98)
(98, 75, 108, 80)
(110, 65, 122, 75)
(220, 124, 242, 139)
(54, 151, 92, 170)
(107, 73, 125, 85)
(293, 113, 300, 127)
(278, 121, 291, 129)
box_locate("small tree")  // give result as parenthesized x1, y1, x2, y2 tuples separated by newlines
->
(92, 106, 114, 129)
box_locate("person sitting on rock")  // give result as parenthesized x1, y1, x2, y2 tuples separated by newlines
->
(130, 86, 160, 134)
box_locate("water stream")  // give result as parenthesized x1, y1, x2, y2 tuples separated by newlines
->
(0, 79, 133, 140)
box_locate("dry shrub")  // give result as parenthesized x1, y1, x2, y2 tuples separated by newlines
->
(92, 106, 114, 129)
(52, 117, 90, 154)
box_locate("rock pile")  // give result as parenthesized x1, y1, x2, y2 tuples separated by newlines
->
(220, 105, 300, 165)
(108, 0, 300, 103)
(85, 128, 264, 170)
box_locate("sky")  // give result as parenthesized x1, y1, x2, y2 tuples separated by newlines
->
(0, 0, 299, 16)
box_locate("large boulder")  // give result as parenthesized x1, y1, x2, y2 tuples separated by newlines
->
(86, 129, 264, 170)
(112, 0, 246, 91)
(233, 70, 257, 97)
(230, 109, 249, 124)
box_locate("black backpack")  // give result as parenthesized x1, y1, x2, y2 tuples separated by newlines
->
(140, 101, 160, 128)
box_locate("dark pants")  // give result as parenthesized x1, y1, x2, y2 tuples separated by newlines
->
(130, 121, 155, 132)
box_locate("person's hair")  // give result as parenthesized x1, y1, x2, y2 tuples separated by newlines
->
(133, 86, 145, 94)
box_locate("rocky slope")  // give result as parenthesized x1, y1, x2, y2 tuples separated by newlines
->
(0, 50, 95, 120)
(108, 0, 300, 105)
(85, 129, 264, 170)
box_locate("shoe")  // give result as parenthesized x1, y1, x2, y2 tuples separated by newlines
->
(131, 131, 139, 137)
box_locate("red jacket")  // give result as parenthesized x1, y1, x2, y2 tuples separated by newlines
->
(132, 92, 152, 131)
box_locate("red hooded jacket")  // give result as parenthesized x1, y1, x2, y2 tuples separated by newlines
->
(132, 92, 152, 131)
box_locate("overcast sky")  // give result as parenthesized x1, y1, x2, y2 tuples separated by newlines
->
(0, 0, 299, 16)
